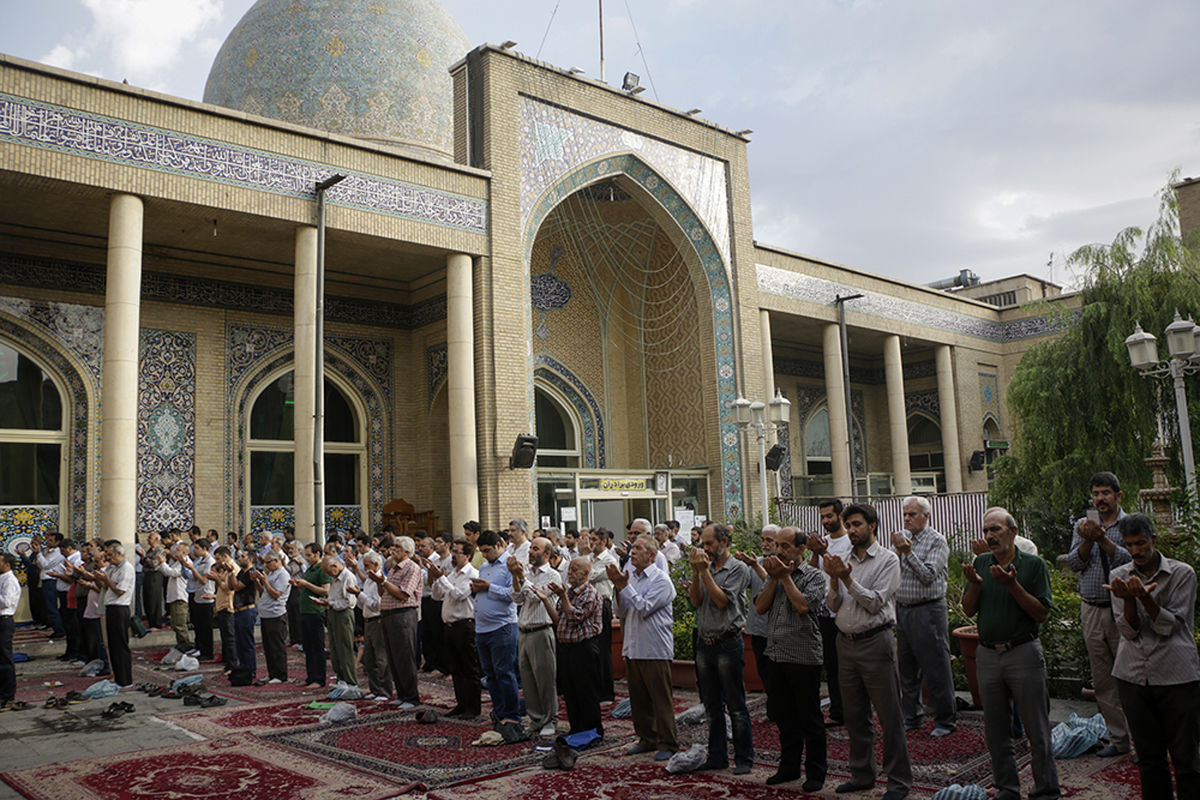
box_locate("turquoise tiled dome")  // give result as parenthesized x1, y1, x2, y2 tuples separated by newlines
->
(203, 0, 470, 156)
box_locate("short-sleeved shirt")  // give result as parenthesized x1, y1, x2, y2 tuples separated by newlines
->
(258, 567, 291, 618)
(765, 565, 826, 665)
(695, 556, 750, 639)
(972, 548, 1053, 643)
(299, 562, 330, 614)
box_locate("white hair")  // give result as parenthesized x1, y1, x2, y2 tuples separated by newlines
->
(761, 524, 781, 535)
(396, 535, 415, 555)
(364, 552, 382, 568)
(631, 518, 652, 533)
(902, 495, 932, 516)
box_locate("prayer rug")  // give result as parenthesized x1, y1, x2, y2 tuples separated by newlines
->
(174, 698, 394, 737)
(0, 733, 406, 800)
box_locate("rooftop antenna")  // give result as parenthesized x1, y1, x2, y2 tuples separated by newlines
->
(598, 0, 605, 82)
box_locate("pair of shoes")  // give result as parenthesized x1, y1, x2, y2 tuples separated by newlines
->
(1096, 744, 1127, 758)
(835, 781, 874, 793)
(626, 743, 653, 756)
(930, 726, 954, 738)
(654, 750, 674, 762)
(733, 763, 753, 775)
(766, 771, 800, 786)
(101, 701, 133, 719)
(64, 691, 89, 704)
(500, 720, 529, 744)
(802, 777, 825, 792)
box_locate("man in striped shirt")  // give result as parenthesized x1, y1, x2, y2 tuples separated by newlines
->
(553, 556, 604, 737)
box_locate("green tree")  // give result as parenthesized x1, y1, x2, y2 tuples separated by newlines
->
(992, 177, 1200, 553)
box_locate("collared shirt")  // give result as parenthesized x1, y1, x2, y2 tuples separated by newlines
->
(104, 560, 135, 607)
(360, 574, 383, 619)
(433, 562, 479, 623)
(895, 525, 949, 606)
(616, 563, 675, 660)
(558, 581, 602, 643)
(588, 548, 619, 602)
(826, 540, 899, 635)
(695, 556, 750, 638)
(298, 563, 327, 614)
(327, 569, 358, 612)
(660, 540, 682, 563)
(259, 567, 291, 618)
(0, 570, 20, 615)
(972, 548, 1052, 643)
(190, 555, 216, 604)
(745, 559, 769, 637)
(475, 552, 517, 633)
(765, 564, 826, 665)
(37, 549, 64, 589)
(1111, 555, 1200, 686)
(1066, 510, 1131, 602)
(379, 558, 422, 612)
(816, 533, 853, 617)
(516, 562, 562, 629)
(160, 559, 189, 604)
(508, 539, 531, 570)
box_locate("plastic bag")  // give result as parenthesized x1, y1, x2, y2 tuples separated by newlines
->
(171, 674, 204, 690)
(327, 681, 364, 700)
(675, 703, 707, 726)
(666, 743, 707, 774)
(161, 647, 184, 666)
(82, 679, 121, 699)
(930, 785, 988, 800)
(79, 659, 106, 677)
(1050, 712, 1108, 759)
(319, 701, 359, 724)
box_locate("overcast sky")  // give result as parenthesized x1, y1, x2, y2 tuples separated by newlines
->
(4, 0, 1198, 288)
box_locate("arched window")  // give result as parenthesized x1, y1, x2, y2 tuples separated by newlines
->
(247, 371, 365, 509)
(804, 407, 832, 475)
(907, 414, 944, 472)
(0, 340, 66, 508)
(535, 384, 580, 468)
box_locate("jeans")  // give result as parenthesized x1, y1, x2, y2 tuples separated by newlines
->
(477, 623, 519, 721)
(42, 583, 64, 637)
(233, 607, 258, 675)
(695, 634, 754, 767)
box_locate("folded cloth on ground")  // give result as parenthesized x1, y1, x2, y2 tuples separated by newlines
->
(82, 680, 121, 699)
(930, 785, 988, 800)
(610, 698, 632, 718)
(171, 674, 204, 690)
(1051, 712, 1108, 759)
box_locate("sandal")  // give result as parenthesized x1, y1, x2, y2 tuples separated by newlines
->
(162, 690, 182, 700)
(52, 697, 70, 710)
(183, 694, 202, 706)
(43, 697, 58, 709)
(199, 695, 226, 708)
(117, 701, 135, 713)
(101, 703, 125, 719)
(65, 691, 90, 704)
(147, 686, 165, 697)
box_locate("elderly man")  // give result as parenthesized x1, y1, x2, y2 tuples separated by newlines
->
(507, 519, 532, 569)
(1067, 471, 1132, 757)
(254, 551, 291, 683)
(511, 536, 563, 739)
(429, 539, 481, 717)
(359, 551, 394, 702)
(185, 542, 216, 661)
(553, 556, 604, 736)
(756, 526, 827, 790)
(736, 524, 778, 701)
(315, 554, 360, 686)
(371, 536, 423, 707)
(826, 502, 912, 800)
(1108, 513, 1200, 799)
(471, 530, 523, 741)
(160, 542, 195, 655)
(91, 541, 135, 688)
(627, 519, 670, 572)
(588, 527, 620, 702)
(962, 507, 1058, 800)
(655, 524, 682, 563)
(609, 534, 678, 761)
(690, 522, 753, 774)
(892, 495, 955, 737)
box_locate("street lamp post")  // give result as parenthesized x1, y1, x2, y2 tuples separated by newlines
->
(1126, 311, 1200, 499)
(734, 389, 791, 523)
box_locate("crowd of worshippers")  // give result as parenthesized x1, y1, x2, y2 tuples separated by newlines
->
(1, 482, 1195, 800)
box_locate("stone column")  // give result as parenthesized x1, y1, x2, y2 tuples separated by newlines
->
(101, 194, 143, 552)
(447, 253, 480, 526)
(936, 345, 964, 493)
(822, 323, 852, 498)
(759, 310, 779, 510)
(293, 227, 317, 541)
(884, 334, 912, 495)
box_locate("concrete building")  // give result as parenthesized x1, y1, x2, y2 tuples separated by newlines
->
(0, 0, 1073, 561)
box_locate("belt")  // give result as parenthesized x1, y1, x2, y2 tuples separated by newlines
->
(448, 618, 474, 627)
(840, 623, 892, 641)
(1082, 599, 1112, 608)
(234, 604, 255, 612)
(979, 633, 1037, 652)
(700, 629, 740, 646)
(521, 623, 552, 634)
(898, 597, 941, 608)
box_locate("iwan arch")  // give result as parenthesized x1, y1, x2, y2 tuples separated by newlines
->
(0, 0, 1069, 561)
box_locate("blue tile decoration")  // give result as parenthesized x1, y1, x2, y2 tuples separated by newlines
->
(757, 266, 1074, 343)
(0, 93, 486, 233)
(524, 153, 741, 518)
(0, 253, 446, 329)
(979, 372, 1001, 430)
(776, 357, 937, 386)
(0, 298, 100, 537)
(533, 355, 604, 469)
(249, 504, 362, 536)
(775, 421, 792, 497)
(137, 330, 196, 532)
(225, 323, 392, 532)
(518, 97, 732, 269)
(427, 343, 448, 405)
(0, 507, 60, 579)
(905, 389, 940, 422)
(204, 0, 469, 156)
(531, 246, 572, 340)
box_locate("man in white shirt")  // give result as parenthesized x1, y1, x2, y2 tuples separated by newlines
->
(507, 519, 532, 570)
(429, 539, 482, 717)
(47, 538, 84, 662)
(588, 528, 620, 702)
(358, 551, 393, 701)
(253, 551, 291, 683)
(318, 555, 360, 686)
(33, 534, 66, 639)
(185, 543, 216, 660)
(511, 537, 563, 739)
(655, 524, 682, 563)
(160, 542, 194, 654)
(93, 541, 135, 688)
(0, 555, 20, 708)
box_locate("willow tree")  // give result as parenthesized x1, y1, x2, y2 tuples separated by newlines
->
(992, 178, 1200, 553)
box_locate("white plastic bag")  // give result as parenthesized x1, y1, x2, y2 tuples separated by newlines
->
(161, 647, 184, 666)
(175, 654, 200, 671)
(675, 703, 707, 726)
(319, 701, 359, 724)
(79, 659, 106, 677)
(327, 681, 364, 700)
(666, 743, 707, 774)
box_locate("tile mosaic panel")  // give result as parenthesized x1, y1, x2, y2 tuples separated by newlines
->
(776, 357, 936, 386)
(979, 372, 1001, 429)
(0, 253, 445, 330)
(534, 356, 604, 469)
(524, 154, 741, 517)
(518, 97, 732, 269)
(426, 343, 447, 405)
(905, 389, 940, 421)
(249, 505, 362, 536)
(0, 299, 99, 537)
(225, 323, 391, 532)
(137, 330, 196, 532)
(0, 506, 60, 569)
(757, 265, 1073, 343)
(0, 93, 486, 233)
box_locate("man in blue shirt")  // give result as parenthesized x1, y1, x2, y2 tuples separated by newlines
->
(469, 529, 524, 742)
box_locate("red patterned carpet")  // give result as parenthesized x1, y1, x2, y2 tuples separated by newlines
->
(174, 697, 395, 737)
(0, 734, 405, 800)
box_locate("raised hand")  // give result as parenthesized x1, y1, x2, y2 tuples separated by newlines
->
(763, 554, 791, 579)
(688, 547, 709, 570)
(806, 533, 828, 556)
(989, 563, 1017, 586)
(962, 563, 983, 585)
(890, 531, 912, 555)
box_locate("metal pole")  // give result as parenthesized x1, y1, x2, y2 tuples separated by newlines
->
(1170, 358, 1197, 499)
(836, 294, 862, 498)
(757, 423, 769, 525)
(598, 0, 605, 83)
(314, 174, 346, 547)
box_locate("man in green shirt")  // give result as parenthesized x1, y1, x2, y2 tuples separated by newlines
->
(962, 507, 1059, 800)
(289, 543, 331, 689)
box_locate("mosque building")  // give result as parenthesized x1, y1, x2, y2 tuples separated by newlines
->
(0, 0, 1072, 562)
